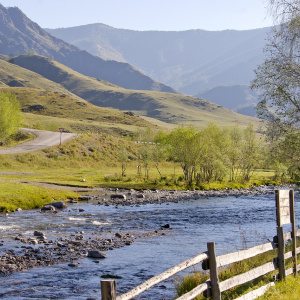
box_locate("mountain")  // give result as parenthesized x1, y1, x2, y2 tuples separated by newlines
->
(196, 85, 259, 117)
(0, 4, 176, 93)
(46, 23, 271, 95)
(0, 56, 153, 134)
(0, 55, 82, 99)
(5, 53, 261, 129)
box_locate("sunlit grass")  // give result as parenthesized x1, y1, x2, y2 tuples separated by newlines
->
(0, 182, 79, 212)
(258, 276, 300, 300)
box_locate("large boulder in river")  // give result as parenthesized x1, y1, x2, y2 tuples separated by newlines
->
(48, 201, 67, 209)
(41, 205, 56, 212)
(87, 250, 107, 259)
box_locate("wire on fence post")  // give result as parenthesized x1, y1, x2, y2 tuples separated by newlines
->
(101, 280, 117, 300)
(207, 242, 221, 300)
(277, 226, 286, 281)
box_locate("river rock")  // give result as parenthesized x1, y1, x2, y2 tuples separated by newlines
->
(34, 231, 45, 237)
(136, 194, 145, 199)
(87, 250, 107, 259)
(110, 194, 126, 200)
(49, 201, 67, 209)
(161, 224, 170, 229)
(41, 205, 56, 212)
(68, 262, 79, 267)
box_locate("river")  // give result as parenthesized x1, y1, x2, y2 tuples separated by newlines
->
(0, 191, 299, 299)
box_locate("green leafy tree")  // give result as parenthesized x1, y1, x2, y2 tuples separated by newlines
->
(225, 125, 242, 181)
(197, 123, 227, 183)
(251, 0, 300, 180)
(0, 92, 22, 145)
(252, 0, 300, 132)
(166, 126, 203, 184)
(240, 124, 261, 181)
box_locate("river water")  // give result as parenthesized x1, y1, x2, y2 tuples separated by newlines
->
(0, 192, 299, 299)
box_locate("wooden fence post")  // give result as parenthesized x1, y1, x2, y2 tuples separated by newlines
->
(101, 280, 117, 300)
(277, 226, 286, 281)
(289, 190, 298, 277)
(207, 242, 221, 300)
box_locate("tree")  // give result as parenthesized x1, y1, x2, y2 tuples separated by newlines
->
(166, 126, 204, 184)
(196, 123, 227, 183)
(138, 127, 154, 180)
(252, 0, 300, 132)
(225, 125, 242, 181)
(251, 1, 300, 180)
(118, 146, 129, 178)
(239, 124, 261, 181)
(0, 92, 22, 144)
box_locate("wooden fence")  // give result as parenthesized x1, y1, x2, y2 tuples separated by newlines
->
(101, 190, 300, 300)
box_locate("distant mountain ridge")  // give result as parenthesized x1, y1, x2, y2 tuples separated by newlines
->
(0, 4, 177, 93)
(46, 23, 271, 95)
(196, 85, 259, 117)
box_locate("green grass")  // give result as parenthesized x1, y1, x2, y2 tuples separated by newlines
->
(0, 132, 278, 213)
(258, 276, 300, 299)
(175, 238, 300, 300)
(175, 247, 278, 300)
(0, 182, 79, 212)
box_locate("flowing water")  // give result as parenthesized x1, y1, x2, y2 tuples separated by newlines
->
(1, 192, 300, 299)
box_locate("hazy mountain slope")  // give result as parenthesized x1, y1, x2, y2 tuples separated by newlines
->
(196, 85, 259, 116)
(0, 57, 83, 100)
(47, 24, 270, 95)
(0, 4, 176, 93)
(0, 87, 151, 129)
(9, 54, 260, 129)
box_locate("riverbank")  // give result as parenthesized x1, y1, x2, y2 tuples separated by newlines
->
(81, 184, 292, 206)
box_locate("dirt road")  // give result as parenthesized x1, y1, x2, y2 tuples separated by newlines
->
(0, 129, 76, 154)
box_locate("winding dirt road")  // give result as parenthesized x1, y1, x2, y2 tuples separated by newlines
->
(0, 129, 76, 154)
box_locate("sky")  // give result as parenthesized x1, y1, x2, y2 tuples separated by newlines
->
(0, 0, 273, 31)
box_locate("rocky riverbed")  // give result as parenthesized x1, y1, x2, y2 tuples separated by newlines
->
(81, 185, 279, 206)
(0, 184, 294, 278)
(0, 224, 169, 276)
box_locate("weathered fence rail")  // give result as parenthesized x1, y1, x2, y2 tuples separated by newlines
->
(101, 190, 299, 300)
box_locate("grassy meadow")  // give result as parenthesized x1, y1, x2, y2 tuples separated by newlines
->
(0, 131, 277, 213)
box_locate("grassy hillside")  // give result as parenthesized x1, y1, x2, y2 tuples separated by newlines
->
(0, 58, 82, 100)
(9, 54, 262, 129)
(0, 87, 155, 134)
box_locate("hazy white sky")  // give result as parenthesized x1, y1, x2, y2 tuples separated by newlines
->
(0, 0, 273, 31)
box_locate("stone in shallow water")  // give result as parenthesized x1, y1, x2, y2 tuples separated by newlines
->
(68, 262, 79, 267)
(87, 250, 107, 259)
